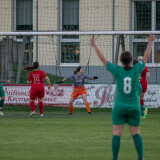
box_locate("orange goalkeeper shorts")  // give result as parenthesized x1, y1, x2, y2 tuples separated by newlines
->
(71, 86, 87, 99)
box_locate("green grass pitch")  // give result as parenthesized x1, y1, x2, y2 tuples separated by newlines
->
(0, 108, 160, 160)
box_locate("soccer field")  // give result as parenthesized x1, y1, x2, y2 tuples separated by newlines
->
(0, 108, 160, 160)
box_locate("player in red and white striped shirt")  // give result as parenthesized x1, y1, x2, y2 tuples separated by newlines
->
(24, 62, 50, 116)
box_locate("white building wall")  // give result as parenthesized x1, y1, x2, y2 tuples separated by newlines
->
(0, 0, 13, 32)
(33, 0, 59, 66)
(0, 0, 131, 67)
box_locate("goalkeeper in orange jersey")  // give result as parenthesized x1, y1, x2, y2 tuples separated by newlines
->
(0, 80, 10, 116)
(56, 66, 98, 114)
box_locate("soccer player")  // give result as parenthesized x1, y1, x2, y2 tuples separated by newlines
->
(133, 59, 149, 118)
(24, 62, 50, 117)
(91, 34, 155, 160)
(139, 58, 150, 118)
(0, 80, 10, 116)
(56, 66, 98, 114)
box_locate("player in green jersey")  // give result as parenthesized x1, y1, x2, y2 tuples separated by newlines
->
(91, 34, 155, 160)
(0, 80, 10, 116)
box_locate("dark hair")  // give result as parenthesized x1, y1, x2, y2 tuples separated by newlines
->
(24, 62, 39, 71)
(133, 59, 139, 65)
(120, 51, 132, 70)
(74, 66, 82, 74)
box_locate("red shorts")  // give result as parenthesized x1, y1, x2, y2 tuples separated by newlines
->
(71, 86, 87, 99)
(30, 85, 45, 100)
(140, 80, 147, 93)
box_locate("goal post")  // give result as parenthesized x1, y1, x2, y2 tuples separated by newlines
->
(0, 31, 160, 36)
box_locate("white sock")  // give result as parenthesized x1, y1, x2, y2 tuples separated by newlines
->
(0, 111, 3, 115)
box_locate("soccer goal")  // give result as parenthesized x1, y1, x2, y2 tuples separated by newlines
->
(0, 32, 160, 108)
(0, 0, 160, 108)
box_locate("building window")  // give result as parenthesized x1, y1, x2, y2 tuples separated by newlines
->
(133, 42, 152, 63)
(154, 42, 160, 63)
(15, 0, 33, 63)
(62, 0, 79, 37)
(133, 1, 160, 64)
(156, 1, 160, 30)
(16, 0, 33, 31)
(61, 42, 79, 63)
(60, 0, 80, 65)
(134, 1, 151, 31)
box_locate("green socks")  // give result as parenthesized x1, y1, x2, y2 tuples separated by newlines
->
(0, 99, 4, 110)
(112, 135, 121, 160)
(112, 134, 143, 160)
(133, 134, 143, 159)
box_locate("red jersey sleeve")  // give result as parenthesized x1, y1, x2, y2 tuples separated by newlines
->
(145, 66, 149, 72)
(41, 71, 46, 78)
(28, 72, 32, 81)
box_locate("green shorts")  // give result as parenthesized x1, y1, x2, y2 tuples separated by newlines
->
(112, 102, 141, 127)
(0, 84, 5, 97)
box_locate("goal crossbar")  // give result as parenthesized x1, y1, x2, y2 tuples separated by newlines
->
(0, 31, 160, 36)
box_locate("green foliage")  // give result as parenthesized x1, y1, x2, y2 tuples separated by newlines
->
(13, 63, 65, 84)
(13, 63, 28, 84)
(45, 73, 63, 84)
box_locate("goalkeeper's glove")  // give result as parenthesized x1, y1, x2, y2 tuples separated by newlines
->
(93, 76, 98, 79)
(56, 80, 63, 84)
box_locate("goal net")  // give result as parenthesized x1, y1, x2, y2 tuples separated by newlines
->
(0, 0, 160, 109)
(0, 33, 160, 108)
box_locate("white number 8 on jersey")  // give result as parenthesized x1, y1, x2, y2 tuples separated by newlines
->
(123, 77, 132, 94)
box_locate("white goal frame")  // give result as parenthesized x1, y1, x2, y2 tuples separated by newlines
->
(0, 31, 160, 36)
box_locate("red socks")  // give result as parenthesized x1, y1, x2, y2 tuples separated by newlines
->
(140, 100, 144, 106)
(85, 101, 91, 113)
(38, 101, 43, 114)
(69, 105, 73, 114)
(69, 102, 91, 114)
(30, 101, 35, 112)
(30, 101, 43, 115)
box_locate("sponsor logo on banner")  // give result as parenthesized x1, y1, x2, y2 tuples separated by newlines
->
(144, 85, 160, 108)
(74, 84, 160, 108)
(3, 85, 72, 106)
(74, 84, 116, 108)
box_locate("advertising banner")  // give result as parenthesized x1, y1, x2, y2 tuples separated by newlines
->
(3, 84, 160, 108)
(74, 84, 160, 108)
(3, 85, 72, 106)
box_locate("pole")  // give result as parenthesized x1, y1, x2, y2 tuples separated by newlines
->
(36, 0, 38, 61)
(115, 36, 120, 65)
(112, 0, 115, 63)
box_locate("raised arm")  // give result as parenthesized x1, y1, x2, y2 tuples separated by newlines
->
(45, 76, 51, 90)
(56, 78, 66, 84)
(56, 75, 73, 84)
(91, 37, 108, 66)
(146, 72, 150, 78)
(143, 34, 155, 63)
(84, 75, 98, 80)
